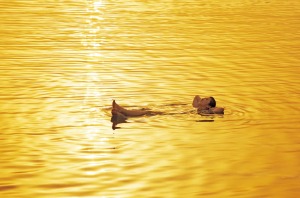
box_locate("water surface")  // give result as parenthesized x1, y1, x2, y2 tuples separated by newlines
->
(0, 0, 300, 197)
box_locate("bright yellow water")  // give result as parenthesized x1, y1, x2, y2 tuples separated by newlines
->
(1, 0, 300, 197)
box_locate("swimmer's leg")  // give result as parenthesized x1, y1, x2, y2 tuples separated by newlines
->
(111, 108, 128, 122)
(112, 100, 126, 112)
(112, 100, 148, 117)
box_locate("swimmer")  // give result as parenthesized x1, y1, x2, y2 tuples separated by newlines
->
(111, 95, 224, 118)
(110, 96, 224, 129)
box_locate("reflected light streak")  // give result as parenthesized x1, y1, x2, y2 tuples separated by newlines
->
(93, 1, 104, 9)
(88, 52, 103, 57)
(82, 0, 110, 109)
(81, 135, 113, 177)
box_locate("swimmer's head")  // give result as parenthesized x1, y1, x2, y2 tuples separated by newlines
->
(198, 97, 216, 109)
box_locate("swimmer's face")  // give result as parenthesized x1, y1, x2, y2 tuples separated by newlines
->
(198, 97, 212, 109)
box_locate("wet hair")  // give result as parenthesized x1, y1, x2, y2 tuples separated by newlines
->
(209, 97, 216, 107)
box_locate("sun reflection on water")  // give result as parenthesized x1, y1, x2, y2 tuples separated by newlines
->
(81, 126, 114, 177)
(82, 0, 107, 106)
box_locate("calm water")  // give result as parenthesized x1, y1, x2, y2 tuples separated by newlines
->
(1, 0, 300, 197)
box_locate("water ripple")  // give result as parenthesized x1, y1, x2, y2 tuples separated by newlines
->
(1, 0, 300, 197)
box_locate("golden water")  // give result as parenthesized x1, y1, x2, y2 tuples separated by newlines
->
(1, 0, 300, 197)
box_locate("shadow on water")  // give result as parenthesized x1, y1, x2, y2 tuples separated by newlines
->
(196, 119, 215, 122)
(196, 113, 224, 122)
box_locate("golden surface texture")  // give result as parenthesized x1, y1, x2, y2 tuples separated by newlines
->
(0, 0, 299, 197)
